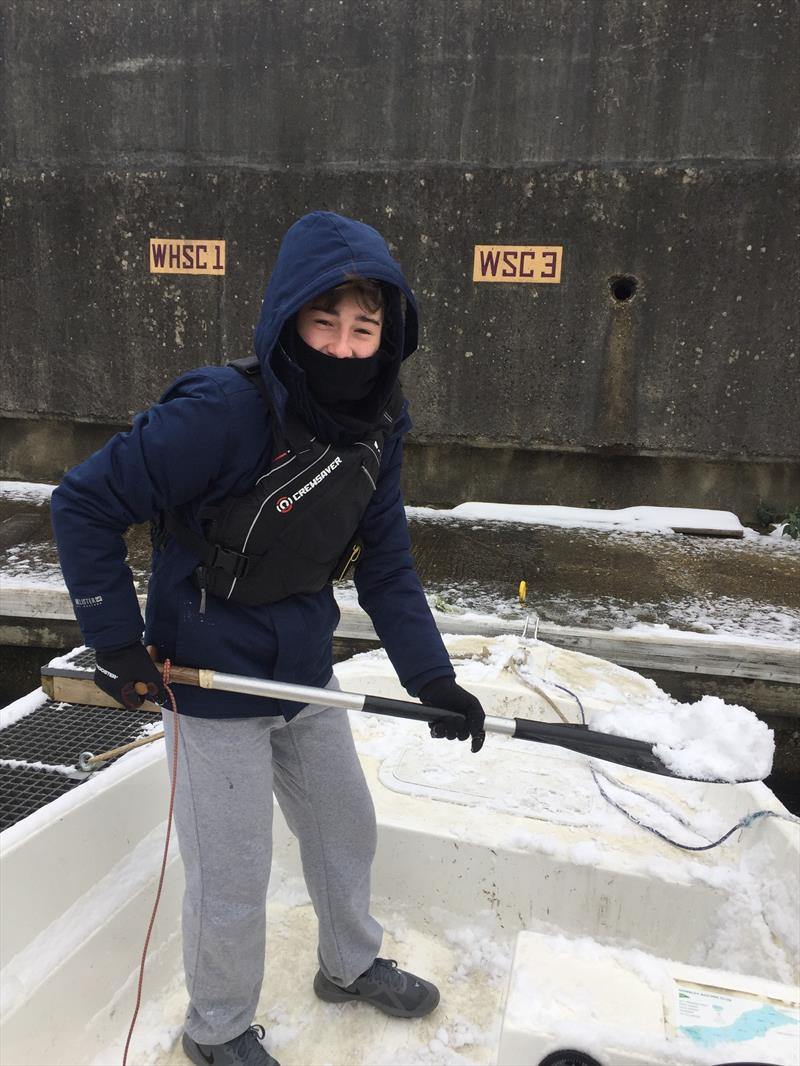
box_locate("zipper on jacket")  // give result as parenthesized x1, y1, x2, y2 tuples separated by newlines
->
(197, 566, 208, 615)
(360, 464, 377, 491)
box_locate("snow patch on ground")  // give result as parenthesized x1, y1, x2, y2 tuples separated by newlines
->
(0, 480, 55, 503)
(410, 502, 745, 536)
(0, 546, 65, 585)
(0, 687, 49, 730)
(0, 757, 85, 778)
(47, 645, 89, 668)
(335, 581, 800, 645)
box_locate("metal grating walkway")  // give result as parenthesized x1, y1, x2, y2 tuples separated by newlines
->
(1, 700, 154, 765)
(1, 701, 156, 832)
(1, 647, 156, 831)
(0, 764, 84, 831)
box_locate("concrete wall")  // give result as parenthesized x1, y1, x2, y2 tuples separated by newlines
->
(2, 1, 799, 515)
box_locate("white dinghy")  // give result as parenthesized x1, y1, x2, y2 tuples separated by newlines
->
(1, 635, 798, 1066)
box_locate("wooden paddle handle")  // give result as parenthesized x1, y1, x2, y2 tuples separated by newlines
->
(156, 663, 202, 687)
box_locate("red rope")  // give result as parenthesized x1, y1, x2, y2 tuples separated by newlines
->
(122, 660, 180, 1066)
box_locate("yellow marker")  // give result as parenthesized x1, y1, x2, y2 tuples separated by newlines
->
(519, 580, 527, 605)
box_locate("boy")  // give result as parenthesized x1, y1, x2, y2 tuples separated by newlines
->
(52, 211, 485, 1066)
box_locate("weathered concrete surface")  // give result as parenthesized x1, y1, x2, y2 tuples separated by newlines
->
(401, 441, 800, 519)
(3, 416, 798, 520)
(2, 1, 799, 506)
(3, 166, 798, 459)
(4, 1, 797, 164)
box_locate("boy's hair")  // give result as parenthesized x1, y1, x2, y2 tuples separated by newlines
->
(314, 275, 385, 315)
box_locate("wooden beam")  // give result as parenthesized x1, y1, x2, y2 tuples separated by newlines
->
(334, 607, 800, 685)
(39, 669, 162, 712)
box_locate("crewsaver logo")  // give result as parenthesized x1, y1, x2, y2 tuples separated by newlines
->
(276, 456, 343, 514)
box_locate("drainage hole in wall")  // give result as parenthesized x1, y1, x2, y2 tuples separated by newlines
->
(609, 275, 638, 302)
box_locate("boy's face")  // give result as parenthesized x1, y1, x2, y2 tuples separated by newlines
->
(297, 292, 383, 359)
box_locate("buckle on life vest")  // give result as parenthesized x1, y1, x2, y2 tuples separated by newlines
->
(209, 544, 250, 579)
(331, 540, 362, 583)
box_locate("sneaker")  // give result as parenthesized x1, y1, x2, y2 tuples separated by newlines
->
(313, 957, 440, 1018)
(182, 1024, 280, 1066)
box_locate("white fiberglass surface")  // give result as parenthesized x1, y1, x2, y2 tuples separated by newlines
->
(2, 635, 797, 1066)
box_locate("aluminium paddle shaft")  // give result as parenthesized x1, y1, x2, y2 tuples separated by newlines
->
(160, 664, 728, 781)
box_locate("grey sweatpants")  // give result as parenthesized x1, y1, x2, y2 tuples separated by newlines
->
(161, 683, 383, 1045)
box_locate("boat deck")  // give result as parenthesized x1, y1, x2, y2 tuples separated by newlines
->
(2, 639, 799, 1065)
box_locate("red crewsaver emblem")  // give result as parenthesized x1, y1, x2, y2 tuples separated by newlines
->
(276, 496, 293, 514)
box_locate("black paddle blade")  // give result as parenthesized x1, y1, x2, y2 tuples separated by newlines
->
(513, 718, 673, 777)
(360, 695, 757, 784)
(512, 718, 757, 783)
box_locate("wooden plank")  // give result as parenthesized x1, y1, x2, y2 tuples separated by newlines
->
(0, 584, 147, 621)
(6, 581, 797, 685)
(334, 607, 800, 685)
(41, 675, 129, 710)
(39, 672, 162, 712)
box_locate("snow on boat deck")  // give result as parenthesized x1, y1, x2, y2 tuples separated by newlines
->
(2, 636, 798, 1065)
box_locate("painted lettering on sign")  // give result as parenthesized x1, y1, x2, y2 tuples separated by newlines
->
(473, 245, 563, 284)
(149, 239, 226, 275)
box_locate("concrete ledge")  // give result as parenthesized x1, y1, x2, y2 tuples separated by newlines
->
(4, 580, 797, 686)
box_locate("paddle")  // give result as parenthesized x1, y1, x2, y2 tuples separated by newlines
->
(158, 664, 755, 783)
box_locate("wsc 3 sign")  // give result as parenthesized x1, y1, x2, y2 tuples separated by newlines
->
(473, 245, 562, 284)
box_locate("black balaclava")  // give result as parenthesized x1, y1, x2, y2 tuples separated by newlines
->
(288, 330, 383, 406)
(274, 307, 401, 445)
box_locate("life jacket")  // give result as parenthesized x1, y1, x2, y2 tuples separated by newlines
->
(155, 357, 405, 610)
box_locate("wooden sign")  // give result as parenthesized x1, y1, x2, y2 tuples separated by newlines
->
(473, 244, 562, 284)
(149, 238, 225, 275)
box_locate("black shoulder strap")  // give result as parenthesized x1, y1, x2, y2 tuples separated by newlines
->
(163, 511, 250, 579)
(227, 355, 292, 455)
(384, 382, 406, 428)
(227, 356, 271, 407)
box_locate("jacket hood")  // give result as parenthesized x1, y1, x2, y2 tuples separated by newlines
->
(254, 212, 419, 416)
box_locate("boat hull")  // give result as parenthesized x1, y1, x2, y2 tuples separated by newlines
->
(1, 636, 797, 1065)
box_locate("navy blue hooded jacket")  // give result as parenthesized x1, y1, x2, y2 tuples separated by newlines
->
(51, 212, 455, 718)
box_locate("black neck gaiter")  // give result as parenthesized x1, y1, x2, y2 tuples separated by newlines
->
(289, 332, 382, 406)
(274, 321, 400, 445)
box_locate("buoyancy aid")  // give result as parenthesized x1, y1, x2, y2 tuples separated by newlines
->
(155, 357, 405, 609)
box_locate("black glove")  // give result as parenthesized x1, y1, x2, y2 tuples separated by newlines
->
(419, 677, 486, 754)
(94, 642, 166, 710)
